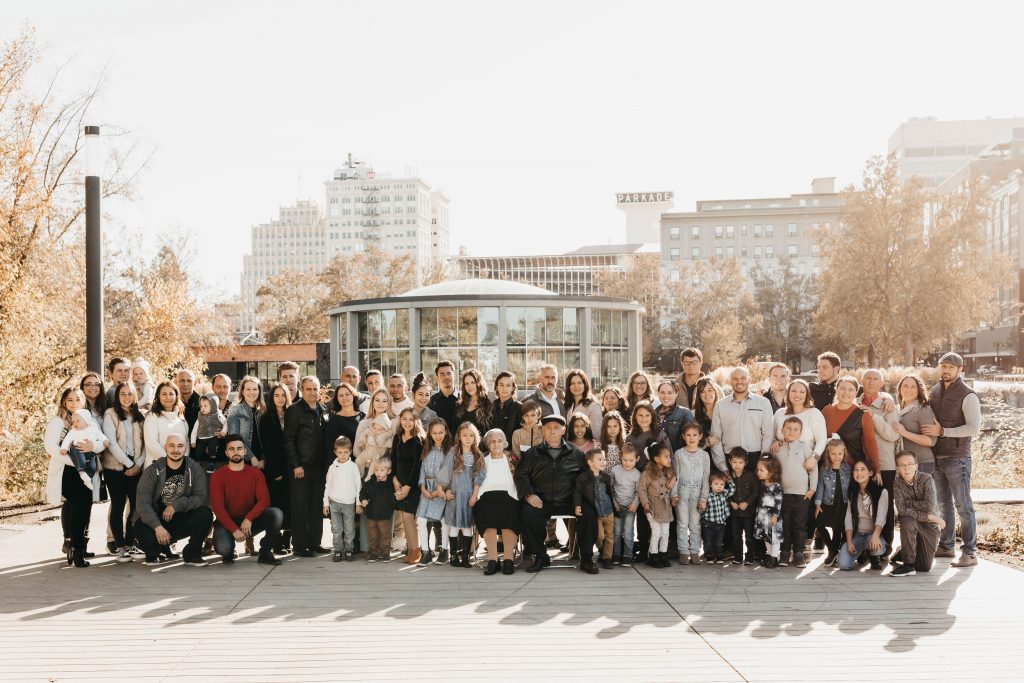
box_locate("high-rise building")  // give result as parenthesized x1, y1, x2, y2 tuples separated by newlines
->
(888, 116, 1024, 188)
(453, 243, 659, 297)
(659, 177, 839, 286)
(238, 156, 450, 336)
(239, 200, 325, 334)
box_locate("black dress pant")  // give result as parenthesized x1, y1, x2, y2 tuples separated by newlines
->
(289, 466, 325, 551)
(577, 503, 599, 561)
(60, 466, 93, 550)
(134, 507, 214, 561)
(881, 469, 896, 557)
(521, 500, 570, 558)
(104, 469, 139, 547)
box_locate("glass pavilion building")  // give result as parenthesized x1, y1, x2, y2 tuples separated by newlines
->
(328, 279, 644, 390)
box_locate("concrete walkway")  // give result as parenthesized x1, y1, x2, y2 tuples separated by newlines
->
(972, 487, 1024, 503)
(1, 504, 1022, 682)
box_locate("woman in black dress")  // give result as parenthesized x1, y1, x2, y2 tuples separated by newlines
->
(391, 407, 425, 564)
(455, 368, 494, 434)
(259, 384, 292, 553)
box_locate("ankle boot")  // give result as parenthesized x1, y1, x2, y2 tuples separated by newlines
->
(461, 536, 474, 568)
(449, 537, 460, 567)
(72, 547, 90, 568)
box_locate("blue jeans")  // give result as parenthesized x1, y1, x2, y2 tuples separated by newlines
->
(612, 509, 635, 559)
(702, 520, 726, 560)
(68, 445, 97, 477)
(837, 531, 887, 570)
(212, 507, 283, 559)
(329, 500, 356, 553)
(675, 497, 702, 555)
(932, 456, 976, 555)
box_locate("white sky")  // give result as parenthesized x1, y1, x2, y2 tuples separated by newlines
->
(3, 1, 1023, 301)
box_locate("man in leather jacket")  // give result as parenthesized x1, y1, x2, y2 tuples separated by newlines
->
(283, 376, 330, 557)
(515, 414, 586, 573)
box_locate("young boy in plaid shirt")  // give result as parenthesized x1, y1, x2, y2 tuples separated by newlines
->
(701, 471, 735, 563)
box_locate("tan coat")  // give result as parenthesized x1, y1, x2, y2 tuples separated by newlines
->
(638, 467, 676, 523)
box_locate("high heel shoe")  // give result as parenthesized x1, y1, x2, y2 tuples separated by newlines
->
(72, 548, 90, 568)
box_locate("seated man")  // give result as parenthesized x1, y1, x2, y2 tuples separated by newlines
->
(133, 434, 213, 567)
(891, 450, 945, 577)
(514, 414, 586, 573)
(210, 434, 284, 566)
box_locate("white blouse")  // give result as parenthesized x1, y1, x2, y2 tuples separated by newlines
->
(477, 454, 517, 498)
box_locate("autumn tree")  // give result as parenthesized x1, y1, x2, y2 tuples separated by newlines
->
(815, 155, 1014, 366)
(743, 257, 817, 364)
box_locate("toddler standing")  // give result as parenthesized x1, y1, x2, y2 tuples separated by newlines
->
(416, 419, 454, 566)
(638, 444, 677, 569)
(671, 423, 711, 565)
(610, 443, 641, 566)
(701, 472, 735, 563)
(574, 449, 615, 573)
(755, 456, 784, 568)
(727, 448, 759, 565)
(323, 436, 362, 562)
(445, 422, 485, 568)
(814, 438, 852, 566)
(776, 416, 817, 568)
(359, 458, 397, 562)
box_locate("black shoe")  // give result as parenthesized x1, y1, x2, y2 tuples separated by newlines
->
(183, 556, 209, 567)
(106, 541, 117, 554)
(72, 548, 90, 568)
(312, 545, 330, 554)
(294, 548, 315, 558)
(767, 556, 779, 568)
(824, 549, 838, 566)
(449, 538, 460, 567)
(647, 555, 663, 569)
(502, 559, 514, 575)
(461, 537, 474, 568)
(870, 555, 883, 570)
(160, 546, 180, 561)
(258, 549, 282, 566)
(345, 552, 354, 562)
(437, 549, 449, 564)
(332, 552, 343, 562)
(813, 537, 825, 551)
(484, 559, 500, 575)
(856, 549, 869, 566)
(599, 558, 614, 569)
(581, 559, 599, 575)
(527, 555, 546, 573)
(417, 549, 433, 566)
(222, 555, 234, 564)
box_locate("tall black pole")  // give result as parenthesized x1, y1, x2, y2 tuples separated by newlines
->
(85, 125, 103, 374)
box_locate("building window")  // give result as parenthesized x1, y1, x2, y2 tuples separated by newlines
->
(691, 247, 700, 260)
(787, 244, 798, 257)
(670, 269, 679, 283)
(714, 246, 723, 258)
(811, 243, 820, 257)
(670, 247, 680, 261)
(726, 246, 735, 257)
(753, 224, 763, 237)
(740, 245, 748, 257)
(754, 246, 762, 259)
(741, 224, 748, 236)
(726, 225, 734, 238)
(670, 226, 680, 239)
(766, 245, 775, 258)
(787, 223, 797, 237)
(691, 226, 699, 239)
(715, 225, 723, 238)
(765, 224, 775, 237)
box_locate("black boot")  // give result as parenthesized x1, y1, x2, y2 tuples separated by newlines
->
(72, 547, 90, 568)
(461, 536, 474, 568)
(502, 558, 514, 575)
(484, 559, 500, 575)
(449, 537, 460, 567)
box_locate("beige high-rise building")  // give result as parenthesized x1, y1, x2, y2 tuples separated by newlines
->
(888, 116, 1024, 188)
(238, 156, 451, 336)
(659, 177, 839, 286)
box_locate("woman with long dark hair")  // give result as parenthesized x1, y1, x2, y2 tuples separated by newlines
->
(624, 371, 654, 419)
(491, 371, 522, 447)
(259, 383, 293, 553)
(102, 382, 146, 562)
(563, 369, 603, 429)
(456, 368, 494, 434)
(691, 377, 723, 454)
(143, 381, 189, 467)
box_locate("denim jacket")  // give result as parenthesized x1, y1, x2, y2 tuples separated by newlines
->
(226, 402, 260, 462)
(814, 462, 852, 507)
(658, 405, 694, 453)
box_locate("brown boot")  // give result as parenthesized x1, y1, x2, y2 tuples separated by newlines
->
(405, 547, 422, 565)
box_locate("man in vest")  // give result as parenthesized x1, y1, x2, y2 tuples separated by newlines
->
(921, 352, 980, 567)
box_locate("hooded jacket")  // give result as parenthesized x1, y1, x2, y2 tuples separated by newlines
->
(133, 456, 209, 530)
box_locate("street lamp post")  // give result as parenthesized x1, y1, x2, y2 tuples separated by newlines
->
(85, 126, 103, 374)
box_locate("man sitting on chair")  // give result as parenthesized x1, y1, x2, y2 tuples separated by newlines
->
(515, 414, 586, 573)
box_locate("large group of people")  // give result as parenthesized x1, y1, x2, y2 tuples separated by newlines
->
(43, 347, 981, 578)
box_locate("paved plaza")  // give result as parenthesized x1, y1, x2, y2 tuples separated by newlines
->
(1, 505, 1022, 682)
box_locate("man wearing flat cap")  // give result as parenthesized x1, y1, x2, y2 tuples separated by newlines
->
(921, 352, 981, 567)
(514, 413, 586, 573)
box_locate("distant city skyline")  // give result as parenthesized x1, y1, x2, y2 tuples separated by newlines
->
(3, 1, 1023, 302)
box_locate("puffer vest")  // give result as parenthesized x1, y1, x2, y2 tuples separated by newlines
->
(928, 377, 975, 458)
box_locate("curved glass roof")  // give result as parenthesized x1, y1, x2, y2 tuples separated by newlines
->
(400, 279, 557, 298)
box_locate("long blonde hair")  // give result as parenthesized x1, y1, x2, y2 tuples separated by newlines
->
(452, 421, 485, 476)
(365, 388, 395, 420)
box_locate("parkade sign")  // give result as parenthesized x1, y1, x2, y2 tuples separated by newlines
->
(616, 192, 674, 204)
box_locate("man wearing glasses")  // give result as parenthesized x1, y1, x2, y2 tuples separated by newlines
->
(675, 347, 707, 410)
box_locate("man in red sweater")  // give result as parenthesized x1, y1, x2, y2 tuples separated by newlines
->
(210, 434, 283, 566)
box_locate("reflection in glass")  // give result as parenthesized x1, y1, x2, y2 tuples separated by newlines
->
(546, 307, 563, 345)
(420, 308, 438, 346)
(438, 308, 458, 347)
(477, 307, 499, 346)
(506, 307, 526, 346)
(527, 308, 545, 345)
(458, 307, 479, 346)
(396, 309, 409, 346)
(563, 308, 578, 344)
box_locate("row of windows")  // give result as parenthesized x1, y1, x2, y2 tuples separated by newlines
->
(668, 222, 832, 240)
(668, 243, 819, 260)
(328, 194, 420, 204)
(668, 265, 821, 282)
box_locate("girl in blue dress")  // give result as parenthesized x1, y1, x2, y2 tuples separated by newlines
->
(416, 419, 454, 566)
(446, 421, 485, 568)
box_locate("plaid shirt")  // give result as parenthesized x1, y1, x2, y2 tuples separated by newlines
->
(702, 481, 735, 525)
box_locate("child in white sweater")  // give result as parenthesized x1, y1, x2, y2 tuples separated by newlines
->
(60, 409, 109, 490)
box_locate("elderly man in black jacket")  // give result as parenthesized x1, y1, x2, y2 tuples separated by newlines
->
(284, 376, 330, 557)
(514, 414, 586, 573)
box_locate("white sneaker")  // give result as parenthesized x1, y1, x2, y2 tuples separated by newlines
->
(79, 471, 94, 490)
(116, 548, 133, 563)
(127, 545, 146, 559)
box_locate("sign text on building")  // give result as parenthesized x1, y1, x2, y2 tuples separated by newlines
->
(616, 191, 674, 204)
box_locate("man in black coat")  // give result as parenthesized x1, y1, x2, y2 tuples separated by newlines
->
(283, 376, 330, 557)
(514, 414, 586, 573)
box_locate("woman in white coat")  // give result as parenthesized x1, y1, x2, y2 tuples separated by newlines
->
(143, 381, 190, 467)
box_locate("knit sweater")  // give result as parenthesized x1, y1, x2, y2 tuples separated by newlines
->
(777, 440, 817, 496)
(209, 465, 270, 533)
(894, 470, 939, 523)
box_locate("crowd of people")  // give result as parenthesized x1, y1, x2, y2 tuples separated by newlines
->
(43, 347, 981, 578)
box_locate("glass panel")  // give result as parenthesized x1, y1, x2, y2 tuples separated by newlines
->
(368, 350, 382, 374)
(526, 308, 545, 345)
(337, 313, 347, 351)
(382, 350, 398, 378)
(396, 351, 410, 378)
(589, 349, 600, 386)
(527, 349, 546, 387)
(478, 347, 498, 386)
(359, 350, 371, 373)
(420, 349, 438, 376)
(506, 307, 526, 346)
(620, 310, 629, 347)
(477, 307, 499, 346)
(438, 308, 458, 347)
(358, 312, 369, 348)
(382, 309, 397, 348)
(545, 308, 563, 346)
(506, 350, 526, 385)
(545, 350, 563, 377)
(595, 309, 610, 346)
(396, 309, 409, 346)
(419, 308, 437, 346)
(563, 308, 578, 345)
(368, 310, 383, 348)
(458, 307, 478, 346)
(563, 350, 580, 375)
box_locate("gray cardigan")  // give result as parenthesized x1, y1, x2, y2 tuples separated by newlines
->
(133, 457, 208, 530)
(898, 403, 937, 465)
